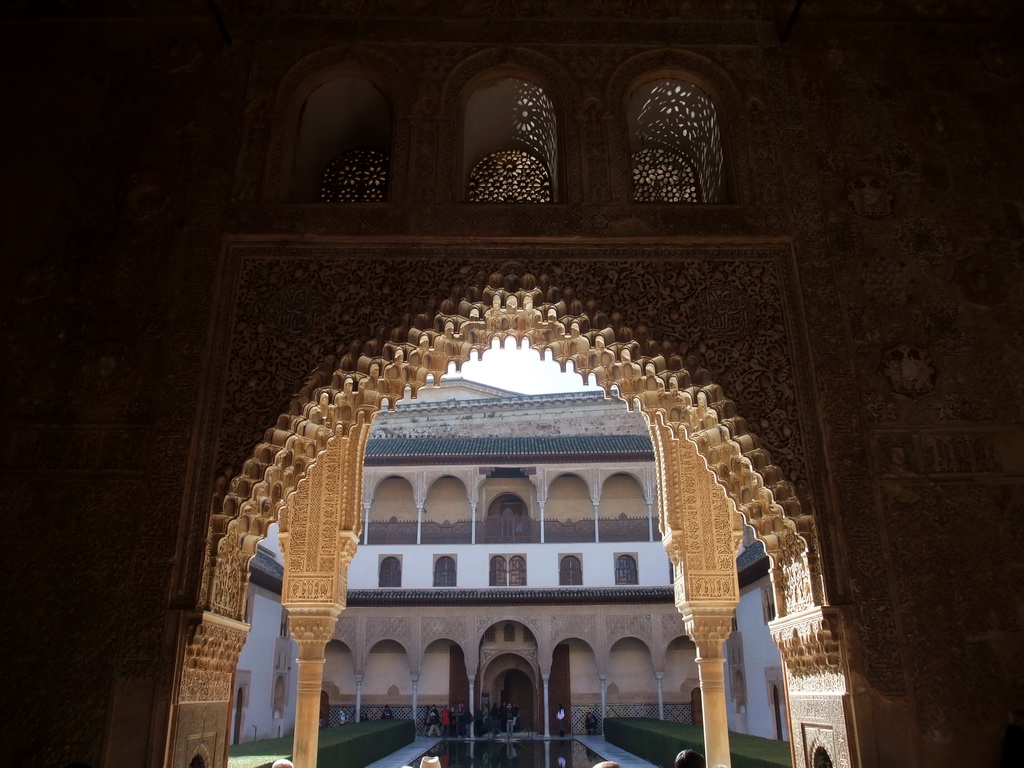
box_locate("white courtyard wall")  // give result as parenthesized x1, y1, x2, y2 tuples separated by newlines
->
(234, 580, 297, 743)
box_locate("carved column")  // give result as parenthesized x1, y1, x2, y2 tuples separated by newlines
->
(593, 502, 600, 543)
(169, 611, 249, 768)
(416, 504, 424, 544)
(539, 501, 546, 544)
(363, 503, 371, 545)
(680, 604, 735, 768)
(290, 608, 341, 768)
(470, 502, 477, 544)
(599, 675, 607, 723)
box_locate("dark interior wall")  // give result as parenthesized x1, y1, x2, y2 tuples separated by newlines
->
(0, 15, 246, 767)
(783, 21, 1024, 766)
(0, 4, 1021, 768)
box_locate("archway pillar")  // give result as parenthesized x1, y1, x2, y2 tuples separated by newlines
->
(770, 605, 855, 768)
(167, 610, 250, 768)
(680, 603, 735, 768)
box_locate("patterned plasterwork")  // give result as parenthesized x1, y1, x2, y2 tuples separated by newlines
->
(549, 614, 597, 647)
(179, 613, 249, 704)
(607, 613, 653, 646)
(421, 615, 468, 647)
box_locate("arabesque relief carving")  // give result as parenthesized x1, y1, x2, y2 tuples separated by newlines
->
(179, 613, 249, 704)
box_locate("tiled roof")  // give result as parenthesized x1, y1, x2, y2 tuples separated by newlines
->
(365, 435, 653, 464)
(345, 586, 674, 607)
(736, 540, 766, 571)
(249, 547, 284, 594)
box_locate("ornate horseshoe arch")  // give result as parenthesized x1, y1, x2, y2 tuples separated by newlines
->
(176, 267, 855, 768)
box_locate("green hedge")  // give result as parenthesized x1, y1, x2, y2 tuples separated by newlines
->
(229, 720, 415, 768)
(602, 718, 792, 768)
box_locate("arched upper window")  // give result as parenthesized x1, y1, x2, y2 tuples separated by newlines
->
(379, 556, 402, 587)
(615, 554, 638, 585)
(463, 77, 559, 202)
(290, 76, 392, 202)
(489, 555, 507, 586)
(509, 555, 527, 586)
(433, 555, 457, 587)
(627, 78, 724, 203)
(559, 555, 583, 585)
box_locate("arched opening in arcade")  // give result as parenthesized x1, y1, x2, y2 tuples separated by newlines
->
(185, 274, 844, 768)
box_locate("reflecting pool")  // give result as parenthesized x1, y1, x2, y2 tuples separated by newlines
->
(411, 740, 607, 768)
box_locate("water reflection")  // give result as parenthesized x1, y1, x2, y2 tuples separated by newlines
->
(413, 740, 606, 768)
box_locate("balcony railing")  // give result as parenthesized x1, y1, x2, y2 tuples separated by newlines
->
(544, 518, 596, 543)
(421, 519, 473, 545)
(483, 515, 540, 544)
(598, 514, 650, 542)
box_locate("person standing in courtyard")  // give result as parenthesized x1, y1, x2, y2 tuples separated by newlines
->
(555, 703, 566, 737)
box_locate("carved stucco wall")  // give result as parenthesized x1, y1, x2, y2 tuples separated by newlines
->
(1, 4, 1022, 768)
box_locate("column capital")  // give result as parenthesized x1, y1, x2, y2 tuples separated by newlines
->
(678, 602, 735, 661)
(289, 606, 342, 661)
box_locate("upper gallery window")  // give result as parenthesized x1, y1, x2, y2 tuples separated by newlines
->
(379, 555, 402, 587)
(434, 555, 457, 587)
(290, 76, 392, 202)
(559, 555, 583, 586)
(627, 79, 724, 203)
(489, 555, 508, 586)
(509, 555, 527, 586)
(489, 554, 527, 586)
(463, 77, 559, 202)
(615, 553, 638, 585)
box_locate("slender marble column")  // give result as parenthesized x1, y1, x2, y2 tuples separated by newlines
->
(363, 503, 371, 545)
(647, 502, 654, 542)
(542, 674, 551, 737)
(539, 501, 546, 544)
(468, 679, 476, 737)
(289, 609, 340, 768)
(655, 672, 665, 720)
(593, 503, 600, 543)
(411, 675, 419, 731)
(354, 675, 363, 722)
(417, 504, 424, 544)
(470, 503, 477, 544)
(599, 675, 607, 725)
(681, 606, 735, 768)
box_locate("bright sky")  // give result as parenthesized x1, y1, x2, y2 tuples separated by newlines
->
(456, 340, 599, 395)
